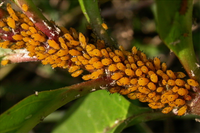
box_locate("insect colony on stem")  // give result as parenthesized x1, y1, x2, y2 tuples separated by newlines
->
(0, 3, 199, 116)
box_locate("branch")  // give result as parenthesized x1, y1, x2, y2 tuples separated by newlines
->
(78, 0, 117, 48)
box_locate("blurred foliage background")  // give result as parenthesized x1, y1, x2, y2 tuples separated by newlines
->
(0, 0, 200, 132)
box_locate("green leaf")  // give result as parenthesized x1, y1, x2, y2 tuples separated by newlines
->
(0, 79, 111, 133)
(53, 90, 169, 133)
(154, 0, 200, 81)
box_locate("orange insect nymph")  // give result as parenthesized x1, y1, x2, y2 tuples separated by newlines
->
(101, 49, 109, 57)
(116, 63, 126, 71)
(114, 50, 125, 60)
(22, 4, 29, 12)
(56, 49, 68, 56)
(92, 49, 102, 57)
(162, 106, 173, 114)
(91, 69, 104, 79)
(141, 66, 148, 74)
(175, 79, 185, 87)
(71, 70, 83, 77)
(177, 105, 187, 116)
(60, 43, 68, 50)
(176, 72, 186, 79)
(156, 70, 164, 76)
(93, 61, 104, 69)
(83, 53, 91, 60)
(153, 57, 161, 70)
(167, 94, 178, 101)
(69, 49, 81, 56)
(111, 72, 124, 80)
(166, 70, 176, 79)
(127, 56, 135, 63)
(21, 23, 29, 30)
(12, 34, 23, 41)
(86, 44, 96, 52)
(130, 78, 138, 85)
(132, 46, 137, 54)
(119, 89, 131, 95)
(147, 82, 156, 91)
(79, 32, 87, 49)
(177, 88, 188, 96)
(172, 86, 179, 93)
(131, 63, 137, 70)
(68, 65, 80, 73)
(1, 60, 10, 66)
(140, 52, 148, 62)
(7, 3, 19, 21)
(138, 87, 150, 94)
(162, 74, 169, 81)
(85, 65, 95, 71)
(187, 79, 199, 87)
(108, 64, 118, 72)
(70, 40, 80, 46)
(109, 87, 121, 94)
(161, 62, 167, 72)
(137, 61, 144, 67)
(175, 99, 185, 106)
(167, 79, 175, 86)
(101, 58, 112, 66)
(117, 77, 130, 86)
(127, 93, 137, 100)
(146, 62, 155, 71)
(148, 92, 156, 99)
(156, 87, 164, 93)
(64, 33, 74, 41)
(88, 57, 99, 64)
(7, 17, 15, 29)
(113, 56, 121, 63)
(138, 78, 149, 86)
(125, 68, 135, 77)
(135, 68, 142, 77)
(102, 23, 108, 30)
(128, 86, 138, 92)
(150, 74, 158, 83)
(0, 21, 6, 27)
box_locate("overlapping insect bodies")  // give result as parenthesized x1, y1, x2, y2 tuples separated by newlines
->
(0, 3, 200, 116)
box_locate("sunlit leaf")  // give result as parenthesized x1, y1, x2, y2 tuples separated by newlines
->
(0, 79, 110, 133)
(53, 90, 168, 133)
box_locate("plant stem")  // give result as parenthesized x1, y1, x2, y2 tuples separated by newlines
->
(78, 0, 117, 48)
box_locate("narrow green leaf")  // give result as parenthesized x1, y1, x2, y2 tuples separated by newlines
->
(53, 90, 169, 133)
(0, 78, 111, 133)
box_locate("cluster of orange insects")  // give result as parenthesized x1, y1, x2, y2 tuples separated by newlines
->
(0, 3, 199, 116)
